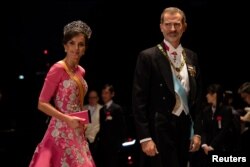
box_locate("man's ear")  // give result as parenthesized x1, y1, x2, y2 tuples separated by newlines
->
(160, 24, 163, 32)
(183, 23, 187, 32)
(111, 92, 115, 98)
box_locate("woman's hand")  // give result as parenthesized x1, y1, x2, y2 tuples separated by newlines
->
(66, 115, 86, 132)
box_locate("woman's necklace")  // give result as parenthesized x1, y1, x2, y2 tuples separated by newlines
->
(63, 59, 77, 73)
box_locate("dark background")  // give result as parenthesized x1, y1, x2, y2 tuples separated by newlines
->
(1, 0, 249, 166)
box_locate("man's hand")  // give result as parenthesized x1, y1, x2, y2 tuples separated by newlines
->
(189, 135, 201, 152)
(141, 140, 159, 156)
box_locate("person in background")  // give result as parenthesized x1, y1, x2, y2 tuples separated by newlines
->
(29, 20, 95, 167)
(223, 90, 242, 153)
(132, 7, 202, 167)
(84, 90, 102, 163)
(238, 82, 250, 122)
(237, 82, 250, 165)
(200, 84, 235, 166)
(96, 84, 127, 167)
(223, 90, 236, 114)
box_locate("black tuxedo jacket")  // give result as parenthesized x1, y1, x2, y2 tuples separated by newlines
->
(132, 43, 203, 167)
(132, 42, 203, 141)
(98, 102, 126, 150)
(96, 102, 127, 167)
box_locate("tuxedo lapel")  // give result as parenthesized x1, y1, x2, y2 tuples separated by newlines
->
(155, 43, 175, 94)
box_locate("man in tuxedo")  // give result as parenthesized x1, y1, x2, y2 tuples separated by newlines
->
(96, 84, 127, 167)
(132, 7, 202, 167)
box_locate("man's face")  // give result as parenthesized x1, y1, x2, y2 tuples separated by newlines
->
(101, 88, 114, 104)
(88, 91, 99, 106)
(160, 12, 186, 47)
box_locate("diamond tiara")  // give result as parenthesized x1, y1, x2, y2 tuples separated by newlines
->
(63, 20, 92, 39)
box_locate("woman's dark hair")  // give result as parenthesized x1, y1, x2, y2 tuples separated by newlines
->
(62, 20, 91, 45)
(62, 31, 89, 45)
(207, 83, 224, 107)
(238, 82, 250, 94)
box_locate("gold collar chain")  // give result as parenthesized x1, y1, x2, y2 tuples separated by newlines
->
(157, 44, 186, 72)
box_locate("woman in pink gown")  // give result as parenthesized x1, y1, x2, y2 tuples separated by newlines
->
(29, 20, 96, 167)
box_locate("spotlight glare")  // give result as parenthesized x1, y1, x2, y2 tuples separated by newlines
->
(122, 139, 136, 147)
(18, 75, 24, 80)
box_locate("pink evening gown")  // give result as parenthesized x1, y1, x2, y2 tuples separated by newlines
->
(29, 62, 95, 167)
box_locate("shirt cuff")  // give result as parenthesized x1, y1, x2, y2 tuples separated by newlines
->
(193, 134, 201, 139)
(201, 144, 207, 148)
(140, 137, 152, 143)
